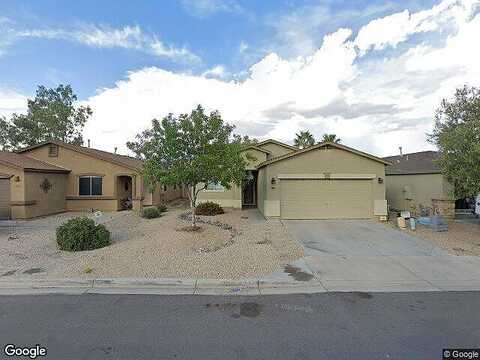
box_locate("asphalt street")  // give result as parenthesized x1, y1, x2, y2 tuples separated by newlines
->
(0, 292, 479, 360)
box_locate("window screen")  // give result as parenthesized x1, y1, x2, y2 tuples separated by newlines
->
(91, 177, 102, 195)
(79, 177, 91, 195)
(79, 176, 102, 196)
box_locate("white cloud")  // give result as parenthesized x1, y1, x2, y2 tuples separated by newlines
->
(354, 0, 478, 54)
(239, 41, 248, 53)
(83, 0, 480, 158)
(2, 0, 479, 158)
(0, 89, 28, 117)
(4, 23, 199, 63)
(202, 65, 227, 78)
(268, 1, 398, 57)
(180, 0, 243, 17)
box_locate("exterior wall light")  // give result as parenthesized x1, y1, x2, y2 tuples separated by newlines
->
(378, 177, 384, 184)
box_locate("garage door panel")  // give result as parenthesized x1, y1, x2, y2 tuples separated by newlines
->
(280, 179, 372, 219)
(0, 179, 11, 220)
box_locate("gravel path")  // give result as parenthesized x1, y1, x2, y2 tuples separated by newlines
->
(388, 218, 480, 256)
(0, 207, 304, 280)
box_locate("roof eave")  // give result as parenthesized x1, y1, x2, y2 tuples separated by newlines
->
(18, 140, 141, 172)
(257, 142, 390, 168)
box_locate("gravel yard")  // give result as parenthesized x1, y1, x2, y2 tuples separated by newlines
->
(0, 205, 303, 280)
(389, 218, 480, 256)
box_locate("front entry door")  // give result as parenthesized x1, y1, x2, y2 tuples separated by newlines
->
(242, 175, 256, 206)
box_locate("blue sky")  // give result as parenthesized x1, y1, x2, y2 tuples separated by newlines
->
(1, 0, 479, 155)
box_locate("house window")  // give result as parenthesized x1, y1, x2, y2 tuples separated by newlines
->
(206, 182, 225, 191)
(163, 185, 168, 192)
(48, 145, 58, 157)
(79, 176, 102, 196)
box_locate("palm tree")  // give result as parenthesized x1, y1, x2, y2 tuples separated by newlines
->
(294, 130, 316, 149)
(322, 134, 341, 143)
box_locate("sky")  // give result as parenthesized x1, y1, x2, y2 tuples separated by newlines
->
(0, 0, 479, 157)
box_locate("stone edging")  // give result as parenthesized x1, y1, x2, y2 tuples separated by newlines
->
(178, 212, 238, 251)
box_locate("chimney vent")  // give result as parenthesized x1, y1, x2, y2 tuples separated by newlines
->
(399, 146, 403, 156)
(114, 147, 117, 154)
(88, 139, 91, 148)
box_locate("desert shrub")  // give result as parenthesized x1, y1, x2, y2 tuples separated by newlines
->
(142, 206, 161, 219)
(157, 204, 168, 213)
(56, 217, 111, 251)
(195, 201, 225, 216)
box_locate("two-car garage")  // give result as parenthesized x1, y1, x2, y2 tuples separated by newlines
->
(257, 143, 389, 220)
(279, 178, 373, 220)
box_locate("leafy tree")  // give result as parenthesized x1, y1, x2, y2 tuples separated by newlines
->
(429, 85, 480, 199)
(0, 84, 91, 151)
(322, 134, 341, 143)
(0, 116, 15, 151)
(129, 105, 248, 227)
(294, 130, 315, 149)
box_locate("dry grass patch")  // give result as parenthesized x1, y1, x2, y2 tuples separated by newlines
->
(388, 216, 480, 256)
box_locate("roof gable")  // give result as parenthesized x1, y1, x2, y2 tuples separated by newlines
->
(257, 142, 391, 168)
(17, 140, 143, 171)
(0, 151, 70, 173)
(241, 145, 271, 154)
(256, 139, 297, 151)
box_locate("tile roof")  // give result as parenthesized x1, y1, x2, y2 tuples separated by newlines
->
(0, 151, 70, 173)
(17, 140, 143, 170)
(383, 151, 441, 175)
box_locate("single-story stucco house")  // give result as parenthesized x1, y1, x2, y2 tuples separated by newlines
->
(0, 140, 182, 219)
(383, 150, 457, 218)
(197, 139, 390, 220)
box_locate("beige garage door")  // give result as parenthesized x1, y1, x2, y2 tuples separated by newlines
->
(0, 178, 11, 220)
(280, 179, 372, 219)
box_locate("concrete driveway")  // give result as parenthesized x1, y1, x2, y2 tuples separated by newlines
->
(280, 220, 480, 292)
(284, 220, 447, 256)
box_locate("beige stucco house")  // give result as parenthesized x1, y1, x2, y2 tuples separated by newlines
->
(383, 151, 456, 217)
(198, 139, 390, 220)
(0, 140, 182, 219)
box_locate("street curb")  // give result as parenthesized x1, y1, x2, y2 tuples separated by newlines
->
(1, 277, 476, 295)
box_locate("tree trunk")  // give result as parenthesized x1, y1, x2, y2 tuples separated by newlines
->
(191, 185, 197, 227)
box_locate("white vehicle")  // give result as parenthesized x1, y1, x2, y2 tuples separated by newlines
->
(476, 194, 480, 216)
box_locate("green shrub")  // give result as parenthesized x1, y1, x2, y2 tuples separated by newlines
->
(195, 201, 225, 216)
(56, 217, 111, 251)
(157, 204, 168, 213)
(142, 206, 161, 219)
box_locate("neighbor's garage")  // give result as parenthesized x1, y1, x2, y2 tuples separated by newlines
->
(280, 178, 372, 219)
(0, 175, 11, 220)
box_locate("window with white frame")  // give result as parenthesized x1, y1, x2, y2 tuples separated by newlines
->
(79, 176, 102, 196)
(206, 182, 225, 191)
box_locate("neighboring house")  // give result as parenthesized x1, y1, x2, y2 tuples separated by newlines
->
(383, 151, 455, 217)
(197, 139, 390, 220)
(0, 140, 182, 219)
(0, 151, 70, 219)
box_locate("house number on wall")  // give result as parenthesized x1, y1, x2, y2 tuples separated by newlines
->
(40, 178, 52, 193)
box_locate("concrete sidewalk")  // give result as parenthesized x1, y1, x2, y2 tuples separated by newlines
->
(1, 254, 480, 295)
